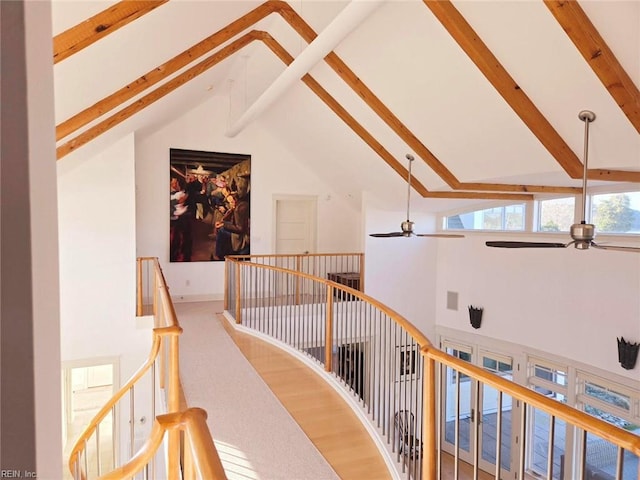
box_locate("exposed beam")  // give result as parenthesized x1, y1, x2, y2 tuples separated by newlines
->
(422, 0, 584, 179)
(281, 3, 588, 191)
(588, 169, 640, 183)
(57, 32, 258, 158)
(226, 0, 384, 137)
(57, 30, 536, 201)
(458, 182, 581, 194)
(55, 1, 278, 140)
(53, 1, 168, 64)
(261, 33, 431, 197)
(422, 191, 534, 200)
(545, 0, 640, 135)
(56, 0, 638, 192)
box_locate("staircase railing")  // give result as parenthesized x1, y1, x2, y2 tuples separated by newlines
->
(68, 257, 225, 480)
(224, 254, 640, 480)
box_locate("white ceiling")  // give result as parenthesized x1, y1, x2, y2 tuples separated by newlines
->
(52, 0, 640, 211)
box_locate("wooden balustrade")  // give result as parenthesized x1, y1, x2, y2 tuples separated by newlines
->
(225, 253, 640, 480)
(69, 258, 225, 480)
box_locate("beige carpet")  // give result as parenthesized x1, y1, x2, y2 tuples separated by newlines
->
(176, 300, 340, 480)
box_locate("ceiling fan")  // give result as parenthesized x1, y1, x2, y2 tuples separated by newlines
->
(369, 154, 464, 238)
(486, 110, 640, 253)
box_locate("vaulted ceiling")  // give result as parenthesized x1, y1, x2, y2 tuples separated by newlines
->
(52, 0, 640, 209)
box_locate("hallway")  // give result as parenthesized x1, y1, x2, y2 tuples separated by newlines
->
(177, 300, 390, 480)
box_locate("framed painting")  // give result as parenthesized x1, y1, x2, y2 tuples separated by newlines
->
(169, 148, 250, 262)
(397, 344, 420, 381)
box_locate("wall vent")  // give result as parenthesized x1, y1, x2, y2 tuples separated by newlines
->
(446, 291, 458, 311)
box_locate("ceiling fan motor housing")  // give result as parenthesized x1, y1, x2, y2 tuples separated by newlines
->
(571, 223, 595, 249)
(401, 220, 414, 235)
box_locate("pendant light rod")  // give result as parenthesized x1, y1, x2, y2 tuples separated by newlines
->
(405, 153, 414, 221)
(578, 110, 596, 223)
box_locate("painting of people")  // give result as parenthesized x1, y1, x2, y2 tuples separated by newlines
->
(169, 148, 250, 262)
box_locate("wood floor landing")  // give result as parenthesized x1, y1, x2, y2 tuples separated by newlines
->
(219, 314, 392, 480)
(219, 313, 494, 480)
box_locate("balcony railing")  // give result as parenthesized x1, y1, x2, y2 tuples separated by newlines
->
(224, 253, 640, 480)
(67, 257, 225, 480)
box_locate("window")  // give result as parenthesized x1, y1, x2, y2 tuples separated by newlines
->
(538, 197, 575, 232)
(527, 358, 569, 479)
(591, 191, 640, 234)
(577, 373, 640, 480)
(444, 204, 526, 231)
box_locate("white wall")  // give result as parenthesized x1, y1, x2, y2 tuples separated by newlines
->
(435, 233, 640, 380)
(135, 95, 361, 300)
(362, 193, 439, 340)
(58, 134, 150, 378)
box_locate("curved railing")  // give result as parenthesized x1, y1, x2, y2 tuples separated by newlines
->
(224, 254, 640, 480)
(68, 257, 225, 480)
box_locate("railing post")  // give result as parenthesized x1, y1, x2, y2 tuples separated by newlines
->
(358, 253, 365, 292)
(422, 350, 437, 480)
(295, 255, 301, 305)
(235, 261, 242, 324)
(325, 284, 333, 372)
(137, 258, 143, 316)
(167, 327, 182, 480)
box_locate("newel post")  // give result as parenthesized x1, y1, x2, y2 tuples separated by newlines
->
(325, 284, 334, 372)
(422, 348, 437, 480)
(136, 258, 143, 316)
(157, 325, 183, 480)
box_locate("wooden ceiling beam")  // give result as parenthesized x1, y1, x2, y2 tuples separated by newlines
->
(458, 183, 581, 194)
(280, 3, 589, 193)
(545, 1, 640, 135)
(57, 1, 638, 195)
(55, 1, 278, 140)
(57, 30, 535, 201)
(588, 169, 640, 183)
(422, 191, 534, 200)
(422, 0, 584, 179)
(53, 1, 169, 64)
(57, 32, 259, 158)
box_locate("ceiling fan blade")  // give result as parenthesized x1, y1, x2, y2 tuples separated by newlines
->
(486, 241, 568, 249)
(591, 242, 640, 253)
(415, 233, 465, 238)
(369, 232, 405, 238)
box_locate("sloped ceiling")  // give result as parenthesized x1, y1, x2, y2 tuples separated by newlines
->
(51, 0, 640, 211)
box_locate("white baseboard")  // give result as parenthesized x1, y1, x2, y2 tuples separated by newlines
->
(171, 293, 223, 303)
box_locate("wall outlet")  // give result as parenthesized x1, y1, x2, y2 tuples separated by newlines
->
(185, 279, 190, 286)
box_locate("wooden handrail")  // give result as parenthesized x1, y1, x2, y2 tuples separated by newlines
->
(99, 408, 226, 480)
(228, 253, 640, 473)
(70, 258, 186, 480)
(68, 327, 176, 477)
(424, 345, 640, 455)
(226, 258, 431, 348)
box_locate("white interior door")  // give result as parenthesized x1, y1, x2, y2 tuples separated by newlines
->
(274, 196, 317, 254)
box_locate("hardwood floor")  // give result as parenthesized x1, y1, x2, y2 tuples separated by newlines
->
(219, 314, 392, 480)
(220, 314, 497, 480)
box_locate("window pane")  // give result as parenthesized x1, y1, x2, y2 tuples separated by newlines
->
(534, 364, 567, 387)
(444, 204, 526, 231)
(529, 408, 566, 480)
(505, 204, 525, 231)
(585, 430, 640, 480)
(539, 197, 575, 232)
(444, 347, 472, 452)
(591, 191, 640, 234)
(482, 208, 503, 230)
(584, 381, 631, 412)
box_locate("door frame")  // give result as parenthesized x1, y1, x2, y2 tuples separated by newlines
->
(272, 194, 318, 254)
(439, 340, 518, 480)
